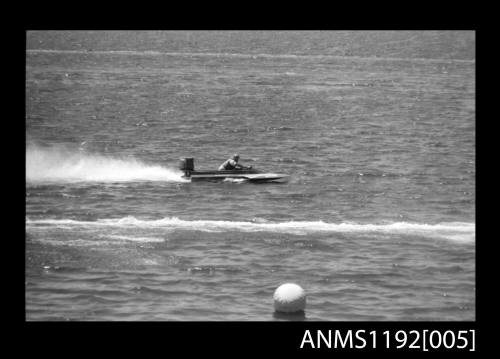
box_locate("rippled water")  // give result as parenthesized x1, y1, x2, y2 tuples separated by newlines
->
(26, 31, 475, 321)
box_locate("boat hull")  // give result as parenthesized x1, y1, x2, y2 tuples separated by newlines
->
(183, 170, 289, 183)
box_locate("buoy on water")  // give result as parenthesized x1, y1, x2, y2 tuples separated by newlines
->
(273, 283, 306, 313)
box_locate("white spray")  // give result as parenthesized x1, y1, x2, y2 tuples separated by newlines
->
(26, 145, 187, 183)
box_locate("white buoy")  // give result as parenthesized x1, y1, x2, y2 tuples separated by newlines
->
(273, 283, 306, 313)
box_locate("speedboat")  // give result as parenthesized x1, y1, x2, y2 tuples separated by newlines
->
(179, 158, 289, 183)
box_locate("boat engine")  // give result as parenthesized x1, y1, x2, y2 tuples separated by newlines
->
(179, 157, 194, 176)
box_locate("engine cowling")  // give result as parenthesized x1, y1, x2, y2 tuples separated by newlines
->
(179, 157, 194, 174)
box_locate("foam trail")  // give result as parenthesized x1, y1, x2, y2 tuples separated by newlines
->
(101, 234, 165, 243)
(26, 145, 187, 183)
(26, 49, 475, 64)
(26, 217, 475, 242)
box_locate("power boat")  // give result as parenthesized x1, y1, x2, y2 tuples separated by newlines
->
(179, 158, 289, 183)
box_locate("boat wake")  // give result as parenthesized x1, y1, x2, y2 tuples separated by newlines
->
(26, 145, 187, 183)
(26, 216, 475, 242)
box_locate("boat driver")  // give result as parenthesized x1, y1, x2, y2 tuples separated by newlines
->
(218, 154, 251, 171)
